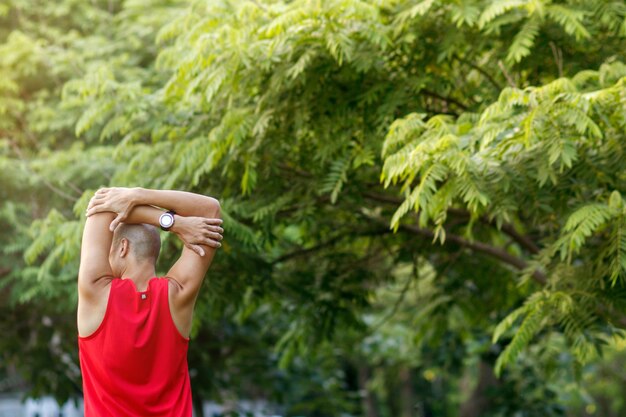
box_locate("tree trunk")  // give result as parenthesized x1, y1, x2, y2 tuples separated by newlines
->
(399, 367, 414, 417)
(458, 359, 499, 417)
(358, 366, 379, 417)
(192, 391, 205, 417)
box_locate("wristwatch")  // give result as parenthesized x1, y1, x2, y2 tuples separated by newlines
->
(159, 210, 176, 231)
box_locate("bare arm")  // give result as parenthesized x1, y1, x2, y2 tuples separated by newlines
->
(77, 210, 123, 339)
(133, 188, 220, 218)
(132, 189, 222, 305)
(87, 187, 220, 232)
(78, 212, 116, 301)
(109, 204, 223, 256)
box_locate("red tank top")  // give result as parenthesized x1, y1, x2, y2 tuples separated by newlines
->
(78, 277, 192, 417)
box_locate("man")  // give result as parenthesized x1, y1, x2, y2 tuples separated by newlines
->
(78, 187, 224, 416)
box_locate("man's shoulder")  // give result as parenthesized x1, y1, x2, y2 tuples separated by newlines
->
(78, 275, 115, 302)
(161, 275, 184, 294)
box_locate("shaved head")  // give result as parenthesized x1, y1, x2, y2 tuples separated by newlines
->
(112, 223, 161, 264)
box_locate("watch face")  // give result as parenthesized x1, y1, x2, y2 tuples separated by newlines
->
(160, 213, 174, 228)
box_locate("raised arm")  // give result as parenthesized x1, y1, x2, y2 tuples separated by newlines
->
(132, 188, 220, 218)
(77, 210, 123, 339)
(78, 212, 116, 301)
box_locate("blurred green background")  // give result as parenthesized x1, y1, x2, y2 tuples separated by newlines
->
(1, 0, 626, 416)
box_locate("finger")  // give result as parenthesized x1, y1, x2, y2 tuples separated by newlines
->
(208, 225, 224, 233)
(86, 206, 105, 217)
(87, 198, 105, 210)
(213, 232, 223, 241)
(96, 188, 109, 195)
(204, 231, 223, 241)
(205, 239, 222, 248)
(109, 213, 124, 232)
(90, 196, 107, 205)
(86, 202, 109, 217)
(190, 244, 205, 257)
(204, 218, 223, 225)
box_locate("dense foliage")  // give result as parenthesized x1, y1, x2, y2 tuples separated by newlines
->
(1, 0, 626, 416)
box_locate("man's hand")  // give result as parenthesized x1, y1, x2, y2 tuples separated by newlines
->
(86, 187, 139, 231)
(171, 215, 223, 257)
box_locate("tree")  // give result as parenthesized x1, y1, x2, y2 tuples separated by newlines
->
(2, 0, 626, 415)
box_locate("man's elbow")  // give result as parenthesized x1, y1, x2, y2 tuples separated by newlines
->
(202, 197, 221, 218)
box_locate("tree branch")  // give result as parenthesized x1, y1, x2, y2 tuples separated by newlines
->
(368, 269, 414, 333)
(271, 227, 392, 264)
(277, 162, 313, 178)
(453, 54, 503, 91)
(361, 191, 540, 255)
(8, 140, 78, 202)
(497, 60, 517, 88)
(363, 212, 547, 285)
(549, 42, 563, 78)
(500, 223, 540, 254)
(420, 89, 469, 111)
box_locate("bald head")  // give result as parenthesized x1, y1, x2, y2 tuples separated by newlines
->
(112, 223, 161, 264)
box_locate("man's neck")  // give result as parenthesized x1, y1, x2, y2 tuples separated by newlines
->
(120, 262, 157, 292)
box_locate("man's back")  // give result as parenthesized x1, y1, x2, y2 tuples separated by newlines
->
(78, 277, 192, 417)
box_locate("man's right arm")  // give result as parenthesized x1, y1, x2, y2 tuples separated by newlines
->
(129, 188, 222, 336)
(77, 209, 120, 338)
(127, 189, 222, 279)
(78, 212, 116, 301)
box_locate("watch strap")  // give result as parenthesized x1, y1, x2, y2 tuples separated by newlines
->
(160, 210, 177, 231)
